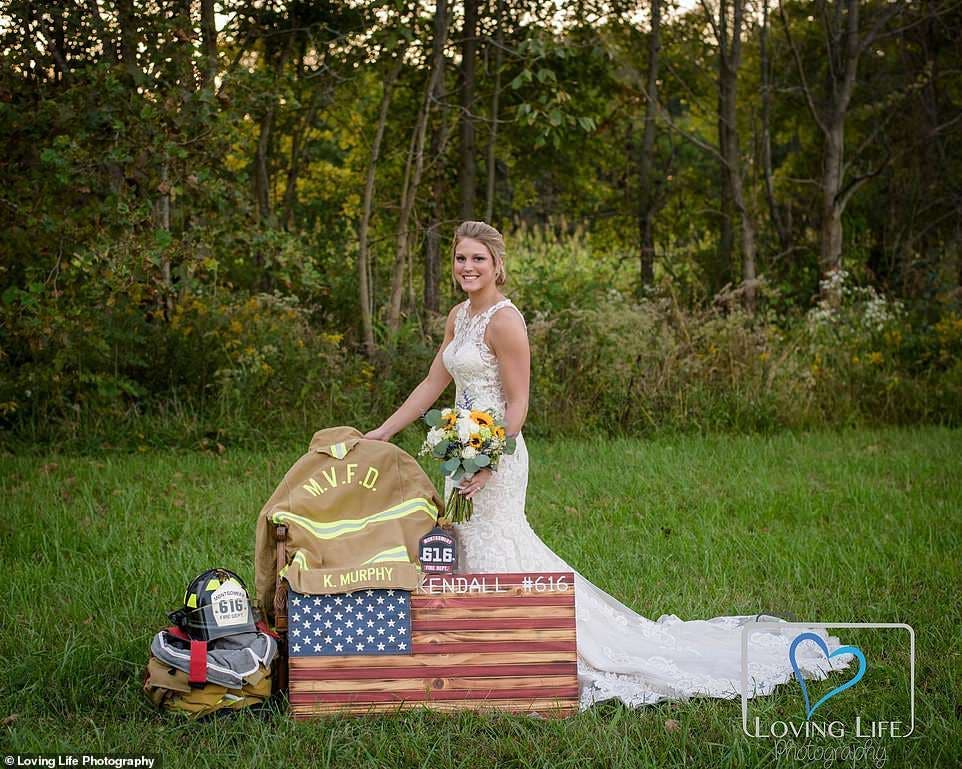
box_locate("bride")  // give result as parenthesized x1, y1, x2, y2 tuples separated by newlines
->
(364, 220, 851, 711)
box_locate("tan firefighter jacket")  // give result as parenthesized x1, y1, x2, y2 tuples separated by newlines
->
(254, 426, 443, 620)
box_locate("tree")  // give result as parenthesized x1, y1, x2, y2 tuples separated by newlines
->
(459, 0, 479, 220)
(778, 0, 907, 297)
(387, 0, 450, 338)
(638, 0, 663, 287)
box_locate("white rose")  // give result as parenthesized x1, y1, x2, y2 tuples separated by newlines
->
(457, 423, 472, 443)
(462, 446, 477, 459)
(426, 427, 446, 447)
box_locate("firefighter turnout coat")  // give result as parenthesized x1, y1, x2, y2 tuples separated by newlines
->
(254, 426, 443, 619)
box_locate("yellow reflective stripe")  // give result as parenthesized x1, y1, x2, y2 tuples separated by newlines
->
(186, 594, 198, 608)
(271, 497, 437, 540)
(330, 442, 348, 460)
(361, 545, 410, 565)
(205, 578, 221, 591)
(280, 551, 310, 579)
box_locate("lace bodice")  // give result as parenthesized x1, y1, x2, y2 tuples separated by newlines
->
(438, 295, 854, 712)
(442, 298, 524, 419)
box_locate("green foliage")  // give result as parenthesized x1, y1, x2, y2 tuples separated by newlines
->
(525, 280, 962, 437)
(4, 252, 959, 450)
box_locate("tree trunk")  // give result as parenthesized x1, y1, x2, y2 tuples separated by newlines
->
(358, 55, 405, 358)
(388, 1, 449, 337)
(760, 0, 790, 254)
(426, 19, 452, 316)
(254, 108, 274, 226)
(484, 0, 504, 223)
(459, 0, 478, 220)
(283, 88, 322, 231)
(116, 0, 145, 84)
(714, 2, 734, 295)
(638, 0, 661, 288)
(254, 37, 292, 229)
(722, 0, 758, 311)
(200, 0, 218, 88)
(819, 122, 845, 278)
(156, 151, 173, 319)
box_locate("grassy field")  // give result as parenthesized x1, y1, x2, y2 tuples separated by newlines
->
(1, 427, 959, 768)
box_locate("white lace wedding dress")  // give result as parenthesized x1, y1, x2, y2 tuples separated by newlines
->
(441, 297, 852, 711)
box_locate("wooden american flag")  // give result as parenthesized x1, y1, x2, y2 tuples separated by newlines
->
(289, 572, 578, 718)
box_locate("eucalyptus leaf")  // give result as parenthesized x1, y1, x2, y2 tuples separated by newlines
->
(424, 409, 442, 427)
(506, 437, 517, 453)
(474, 454, 490, 467)
(463, 458, 478, 474)
(432, 441, 450, 458)
(441, 458, 460, 474)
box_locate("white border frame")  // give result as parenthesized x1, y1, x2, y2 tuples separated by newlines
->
(740, 622, 915, 738)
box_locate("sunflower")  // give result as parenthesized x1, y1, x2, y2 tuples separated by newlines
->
(441, 410, 458, 429)
(468, 433, 484, 449)
(495, 426, 505, 439)
(470, 410, 494, 428)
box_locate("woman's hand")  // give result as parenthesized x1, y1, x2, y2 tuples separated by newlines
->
(459, 468, 493, 499)
(363, 426, 394, 442)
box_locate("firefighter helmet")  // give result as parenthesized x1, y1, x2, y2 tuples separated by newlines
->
(169, 568, 257, 641)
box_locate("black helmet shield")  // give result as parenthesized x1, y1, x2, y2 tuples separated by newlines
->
(172, 568, 257, 641)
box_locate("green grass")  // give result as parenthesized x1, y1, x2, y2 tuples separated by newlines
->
(1, 427, 959, 768)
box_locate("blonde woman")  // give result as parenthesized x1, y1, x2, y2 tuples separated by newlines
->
(365, 221, 852, 710)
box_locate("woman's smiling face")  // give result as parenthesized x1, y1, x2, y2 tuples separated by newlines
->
(454, 236, 497, 293)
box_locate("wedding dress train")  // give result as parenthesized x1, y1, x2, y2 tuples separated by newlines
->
(441, 297, 851, 711)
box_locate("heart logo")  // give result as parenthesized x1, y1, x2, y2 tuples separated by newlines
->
(789, 632, 866, 720)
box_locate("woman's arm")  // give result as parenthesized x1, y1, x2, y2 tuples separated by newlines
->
(487, 308, 530, 437)
(365, 306, 459, 441)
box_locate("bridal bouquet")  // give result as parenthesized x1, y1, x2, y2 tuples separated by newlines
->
(419, 407, 517, 523)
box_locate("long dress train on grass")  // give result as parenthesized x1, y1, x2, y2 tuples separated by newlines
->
(441, 297, 852, 711)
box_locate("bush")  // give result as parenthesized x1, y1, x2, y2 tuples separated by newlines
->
(525, 273, 962, 435)
(2, 247, 959, 450)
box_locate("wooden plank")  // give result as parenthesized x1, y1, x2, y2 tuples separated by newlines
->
(411, 629, 574, 644)
(412, 617, 575, 631)
(411, 595, 575, 608)
(295, 675, 575, 693)
(290, 686, 580, 704)
(290, 650, 576, 670)
(410, 605, 574, 619)
(291, 699, 577, 717)
(290, 662, 577, 681)
(410, 640, 576, 654)
(415, 585, 573, 598)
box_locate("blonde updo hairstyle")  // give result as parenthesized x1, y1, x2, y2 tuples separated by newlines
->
(452, 221, 507, 290)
